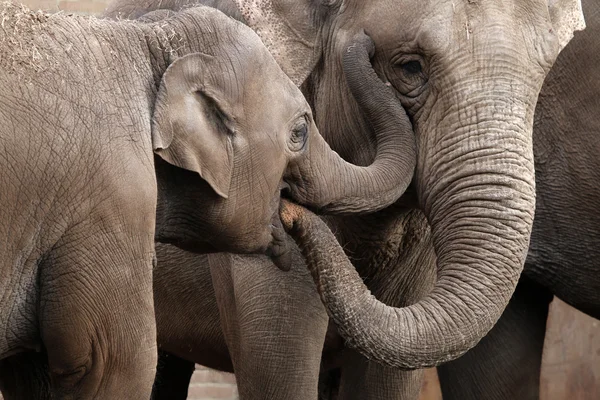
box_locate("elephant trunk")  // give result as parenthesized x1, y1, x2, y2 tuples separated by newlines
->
(282, 73, 538, 368)
(286, 33, 416, 215)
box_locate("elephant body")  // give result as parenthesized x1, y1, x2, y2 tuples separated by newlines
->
(0, 6, 164, 396)
(0, 3, 416, 397)
(526, 0, 600, 318)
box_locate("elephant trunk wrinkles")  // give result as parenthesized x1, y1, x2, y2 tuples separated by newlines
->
(287, 35, 416, 215)
(284, 85, 537, 368)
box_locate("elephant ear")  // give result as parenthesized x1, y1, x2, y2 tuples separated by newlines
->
(232, 0, 328, 86)
(548, 0, 586, 52)
(152, 53, 235, 199)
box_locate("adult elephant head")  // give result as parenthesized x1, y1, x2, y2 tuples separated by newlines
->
(233, 0, 585, 367)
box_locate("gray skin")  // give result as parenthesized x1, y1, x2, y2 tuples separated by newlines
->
(1, 2, 580, 398)
(281, 2, 600, 397)
(99, 0, 582, 398)
(0, 3, 416, 398)
(103, 0, 584, 370)
(141, 3, 600, 400)
(437, 0, 600, 398)
(143, 2, 600, 398)
(81, 1, 594, 398)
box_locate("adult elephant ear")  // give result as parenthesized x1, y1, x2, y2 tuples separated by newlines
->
(548, 0, 586, 51)
(152, 53, 236, 199)
(232, 0, 332, 86)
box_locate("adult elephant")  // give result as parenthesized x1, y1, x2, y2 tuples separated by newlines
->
(276, 2, 600, 399)
(0, 4, 415, 398)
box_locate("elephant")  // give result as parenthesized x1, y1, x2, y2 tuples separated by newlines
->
(0, 3, 416, 398)
(436, 0, 600, 398)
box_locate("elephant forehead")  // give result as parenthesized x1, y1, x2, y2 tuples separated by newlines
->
(351, 0, 463, 54)
(241, 69, 306, 128)
(356, 0, 548, 50)
(240, 52, 307, 113)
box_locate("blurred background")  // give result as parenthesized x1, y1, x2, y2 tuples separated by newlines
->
(12, 1, 600, 399)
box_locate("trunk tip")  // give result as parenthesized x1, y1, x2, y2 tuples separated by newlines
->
(280, 199, 306, 231)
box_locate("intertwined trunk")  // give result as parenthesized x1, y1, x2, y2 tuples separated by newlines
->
(282, 34, 539, 368)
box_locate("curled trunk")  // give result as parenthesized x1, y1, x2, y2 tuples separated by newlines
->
(280, 35, 538, 368)
(282, 159, 534, 369)
(286, 33, 416, 215)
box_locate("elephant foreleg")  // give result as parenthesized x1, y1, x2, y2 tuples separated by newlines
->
(437, 276, 552, 400)
(40, 220, 157, 398)
(209, 247, 328, 400)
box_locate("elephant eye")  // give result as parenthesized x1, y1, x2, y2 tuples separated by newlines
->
(289, 117, 309, 152)
(400, 60, 422, 75)
(390, 54, 428, 98)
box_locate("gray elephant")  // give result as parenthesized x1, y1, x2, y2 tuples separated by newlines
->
(0, 3, 415, 398)
(437, 0, 600, 398)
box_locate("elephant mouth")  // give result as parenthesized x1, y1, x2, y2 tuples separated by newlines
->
(265, 212, 292, 271)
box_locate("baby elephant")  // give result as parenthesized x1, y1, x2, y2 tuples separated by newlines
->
(0, 2, 415, 398)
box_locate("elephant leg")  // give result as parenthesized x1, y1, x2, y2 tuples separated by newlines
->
(209, 247, 329, 400)
(152, 351, 196, 400)
(337, 349, 423, 400)
(0, 352, 51, 399)
(437, 276, 553, 400)
(40, 224, 156, 398)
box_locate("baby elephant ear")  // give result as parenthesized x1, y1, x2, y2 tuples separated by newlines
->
(548, 0, 586, 52)
(152, 53, 234, 199)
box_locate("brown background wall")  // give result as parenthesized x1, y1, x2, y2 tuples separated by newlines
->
(14, 1, 600, 399)
(419, 299, 600, 400)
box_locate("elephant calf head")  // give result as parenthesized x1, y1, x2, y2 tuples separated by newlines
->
(150, 8, 417, 265)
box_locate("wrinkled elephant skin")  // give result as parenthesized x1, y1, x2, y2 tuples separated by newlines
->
(104, 0, 585, 370)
